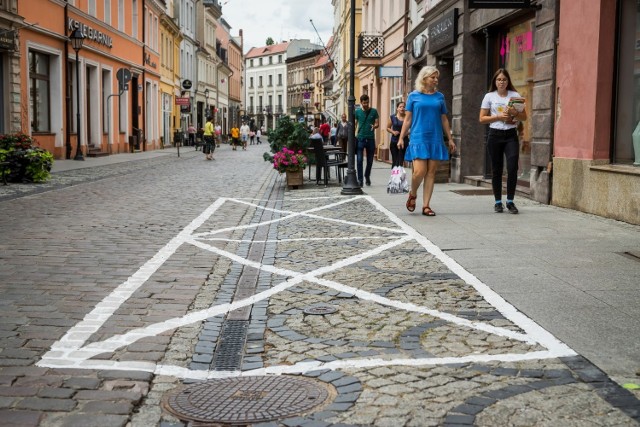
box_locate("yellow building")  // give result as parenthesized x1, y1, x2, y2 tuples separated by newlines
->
(159, 6, 183, 147)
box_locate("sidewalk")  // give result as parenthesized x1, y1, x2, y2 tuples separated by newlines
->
(50, 147, 193, 173)
(364, 161, 640, 389)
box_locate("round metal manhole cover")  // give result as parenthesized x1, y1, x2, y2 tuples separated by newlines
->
(303, 305, 337, 315)
(163, 376, 335, 425)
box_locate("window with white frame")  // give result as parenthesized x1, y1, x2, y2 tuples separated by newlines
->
(104, 0, 111, 25)
(29, 51, 51, 133)
(88, 0, 96, 16)
(132, 0, 139, 38)
(118, 0, 124, 32)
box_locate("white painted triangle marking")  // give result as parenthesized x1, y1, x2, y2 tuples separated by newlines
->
(38, 196, 576, 376)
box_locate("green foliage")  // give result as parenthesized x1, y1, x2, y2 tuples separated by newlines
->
(266, 37, 275, 46)
(263, 116, 311, 166)
(0, 133, 53, 183)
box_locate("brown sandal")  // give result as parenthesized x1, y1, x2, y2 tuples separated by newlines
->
(422, 206, 436, 216)
(406, 193, 417, 212)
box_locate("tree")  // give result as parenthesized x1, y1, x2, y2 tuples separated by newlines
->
(266, 37, 275, 46)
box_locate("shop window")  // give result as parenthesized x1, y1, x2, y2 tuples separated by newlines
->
(29, 51, 51, 133)
(498, 18, 535, 182)
(613, 0, 639, 164)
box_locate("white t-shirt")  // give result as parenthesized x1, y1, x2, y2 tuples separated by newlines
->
(481, 90, 521, 130)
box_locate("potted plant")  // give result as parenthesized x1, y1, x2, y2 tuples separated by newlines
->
(0, 133, 54, 183)
(263, 116, 311, 188)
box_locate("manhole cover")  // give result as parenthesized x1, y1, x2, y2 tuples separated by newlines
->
(163, 376, 335, 425)
(303, 305, 338, 315)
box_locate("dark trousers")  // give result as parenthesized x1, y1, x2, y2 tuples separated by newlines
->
(390, 140, 406, 168)
(487, 128, 519, 201)
(356, 137, 375, 183)
(203, 135, 215, 154)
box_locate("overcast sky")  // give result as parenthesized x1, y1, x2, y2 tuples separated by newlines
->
(220, 0, 334, 53)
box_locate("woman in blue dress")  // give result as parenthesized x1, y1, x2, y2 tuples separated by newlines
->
(398, 66, 456, 216)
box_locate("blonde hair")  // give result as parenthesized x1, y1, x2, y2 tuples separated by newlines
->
(414, 65, 440, 92)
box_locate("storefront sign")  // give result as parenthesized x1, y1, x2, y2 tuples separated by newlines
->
(428, 9, 458, 54)
(379, 66, 403, 78)
(67, 18, 113, 48)
(0, 30, 16, 51)
(144, 53, 157, 68)
(175, 97, 190, 106)
(468, 0, 531, 8)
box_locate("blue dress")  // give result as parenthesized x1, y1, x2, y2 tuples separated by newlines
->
(404, 90, 450, 162)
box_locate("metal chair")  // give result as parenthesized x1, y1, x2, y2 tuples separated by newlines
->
(310, 138, 347, 186)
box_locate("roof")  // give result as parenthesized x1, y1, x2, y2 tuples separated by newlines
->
(245, 41, 289, 58)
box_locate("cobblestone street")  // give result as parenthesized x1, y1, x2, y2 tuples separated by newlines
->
(0, 144, 638, 426)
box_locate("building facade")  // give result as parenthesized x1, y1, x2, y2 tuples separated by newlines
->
(0, 0, 23, 135)
(245, 42, 288, 132)
(552, 0, 639, 224)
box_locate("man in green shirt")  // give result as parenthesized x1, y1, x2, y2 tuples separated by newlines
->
(354, 94, 379, 186)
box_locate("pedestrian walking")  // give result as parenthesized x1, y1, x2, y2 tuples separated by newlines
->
(187, 124, 196, 146)
(215, 124, 222, 147)
(387, 101, 409, 168)
(256, 128, 262, 144)
(336, 113, 351, 154)
(240, 122, 250, 150)
(355, 94, 379, 187)
(479, 68, 527, 214)
(230, 126, 240, 150)
(319, 119, 331, 144)
(399, 65, 456, 216)
(330, 123, 337, 146)
(249, 129, 256, 145)
(203, 116, 215, 160)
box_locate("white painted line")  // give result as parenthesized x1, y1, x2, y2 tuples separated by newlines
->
(38, 195, 577, 377)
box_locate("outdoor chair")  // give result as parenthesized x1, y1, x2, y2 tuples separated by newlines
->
(310, 138, 347, 186)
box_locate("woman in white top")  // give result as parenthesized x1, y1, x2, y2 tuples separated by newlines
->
(479, 68, 527, 214)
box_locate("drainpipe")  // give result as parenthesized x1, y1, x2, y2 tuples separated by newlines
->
(64, 1, 72, 159)
(483, 27, 494, 179)
(403, 0, 409, 97)
(141, 4, 146, 151)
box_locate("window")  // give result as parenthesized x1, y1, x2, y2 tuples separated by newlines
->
(132, 0, 138, 38)
(259, 76, 262, 87)
(29, 51, 50, 132)
(278, 55, 282, 63)
(118, 0, 124, 32)
(104, 0, 111, 25)
(268, 75, 272, 86)
(269, 56, 273, 64)
(88, 0, 96, 16)
(278, 74, 282, 86)
(249, 76, 253, 88)
(259, 57, 263, 66)
(250, 59, 254, 67)
(614, 0, 640, 164)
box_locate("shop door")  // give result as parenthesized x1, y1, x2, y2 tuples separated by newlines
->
(497, 18, 535, 186)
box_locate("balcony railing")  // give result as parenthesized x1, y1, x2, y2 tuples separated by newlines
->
(358, 34, 384, 58)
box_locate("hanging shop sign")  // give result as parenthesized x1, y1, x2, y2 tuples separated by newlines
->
(67, 18, 113, 48)
(428, 8, 458, 54)
(468, 0, 531, 8)
(0, 30, 16, 51)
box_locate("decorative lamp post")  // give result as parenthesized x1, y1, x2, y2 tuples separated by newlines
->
(204, 88, 210, 119)
(341, 0, 363, 194)
(70, 28, 85, 161)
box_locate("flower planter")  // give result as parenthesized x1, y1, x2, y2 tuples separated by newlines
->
(286, 169, 304, 189)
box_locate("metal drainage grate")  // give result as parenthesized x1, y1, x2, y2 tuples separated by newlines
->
(212, 320, 248, 371)
(163, 376, 335, 425)
(303, 305, 338, 315)
(450, 188, 494, 196)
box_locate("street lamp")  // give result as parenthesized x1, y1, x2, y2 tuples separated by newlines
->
(70, 28, 85, 161)
(341, 0, 363, 195)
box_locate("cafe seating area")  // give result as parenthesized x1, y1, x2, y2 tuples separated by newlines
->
(308, 139, 348, 186)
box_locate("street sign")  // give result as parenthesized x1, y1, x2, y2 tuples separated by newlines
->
(116, 68, 131, 91)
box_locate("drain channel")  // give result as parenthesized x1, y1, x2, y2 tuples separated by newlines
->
(212, 320, 249, 371)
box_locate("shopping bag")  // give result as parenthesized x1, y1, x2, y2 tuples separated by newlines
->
(399, 167, 410, 193)
(387, 166, 404, 193)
